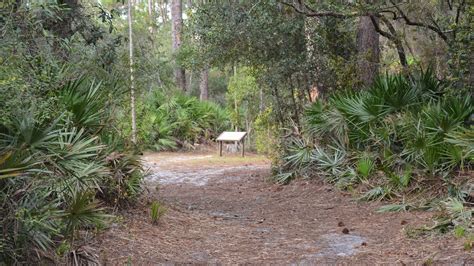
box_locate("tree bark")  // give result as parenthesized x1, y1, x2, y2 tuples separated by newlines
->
(369, 15, 408, 69)
(171, 0, 186, 90)
(148, 0, 156, 34)
(357, 15, 380, 87)
(469, 51, 474, 89)
(199, 68, 209, 101)
(187, 72, 193, 94)
(128, 0, 137, 145)
(148, 0, 153, 16)
(160, 0, 168, 23)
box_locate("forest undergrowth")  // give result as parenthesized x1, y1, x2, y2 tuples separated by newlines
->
(275, 70, 473, 249)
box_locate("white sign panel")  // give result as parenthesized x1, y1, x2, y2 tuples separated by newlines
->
(216, 131, 247, 142)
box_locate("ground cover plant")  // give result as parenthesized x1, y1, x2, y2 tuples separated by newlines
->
(1, 0, 473, 263)
(276, 70, 473, 241)
(0, 79, 145, 264)
(137, 91, 230, 151)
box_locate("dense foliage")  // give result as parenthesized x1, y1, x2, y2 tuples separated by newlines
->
(0, 79, 144, 264)
(1, 0, 473, 262)
(0, 1, 231, 262)
(0, 2, 142, 263)
(276, 70, 473, 235)
(138, 91, 230, 150)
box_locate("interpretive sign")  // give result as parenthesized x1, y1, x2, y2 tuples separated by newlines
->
(216, 131, 247, 157)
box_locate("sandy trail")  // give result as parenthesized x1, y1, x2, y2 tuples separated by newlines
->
(98, 152, 472, 264)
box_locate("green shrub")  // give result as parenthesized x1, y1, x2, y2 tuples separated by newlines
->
(0, 2, 143, 263)
(0, 114, 110, 263)
(356, 156, 375, 179)
(102, 152, 144, 207)
(279, 70, 473, 201)
(150, 201, 167, 225)
(254, 108, 280, 156)
(0, 78, 144, 263)
(387, 166, 413, 189)
(138, 91, 230, 150)
(61, 78, 108, 134)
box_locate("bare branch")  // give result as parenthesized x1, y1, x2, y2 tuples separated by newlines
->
(428, 14, 443, 34)
(375, 14, 408, 67)
(369, 14, 393, 40)
(455, 0, 465, 25)
(378, 9, 399, 19)
(447, 0, 453, 10)
(389, 0, 449, 42)
(453, 0, 466, 39)
(280, 0, 361, 18)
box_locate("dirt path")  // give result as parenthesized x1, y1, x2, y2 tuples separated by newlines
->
(98, 152, 472, 264)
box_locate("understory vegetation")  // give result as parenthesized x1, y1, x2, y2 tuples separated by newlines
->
(0, 79, 144, 264)
(276, 70, 473, 240)
(0, 1, 231, 263)
(1, 0, 473, 263)
(0, 2, 144, 264)
(137, 92, 230, 151)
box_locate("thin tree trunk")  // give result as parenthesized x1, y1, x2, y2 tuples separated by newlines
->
(187, 72, 193, 94)
(160, 0, 167, 23)
(148, 0, 153, 16)
(469, 51, 474, 89)
(128, 0, 137, 145)
(148, 0, 156, 34)
(381, 18, 408, 69)
(357, 15, 380, 87)
(272, 85, 284, 125)
(199, 68, 209, 101)
(171, 0, 186, 90)
(289, 77, 300, 126)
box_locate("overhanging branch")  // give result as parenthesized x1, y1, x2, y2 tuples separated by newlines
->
(389, 0, 449, 42)
(280, 0, 361, 19)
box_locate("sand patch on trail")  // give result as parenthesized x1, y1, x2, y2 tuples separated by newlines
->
(143, 152, 269, 186)
(315, 233, 366, 257)
(146, 164, 268, 186)
(143, 154, 213, 165)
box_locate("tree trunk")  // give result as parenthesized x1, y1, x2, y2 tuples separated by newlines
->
(148, 0, 153, 16)
(148, 0, 156, 35)
(171, 0, 186, 90)
(369, 15, 408, 71)
(187, 72, 193, 94)
(357, 15, 380, 88)
(199, 68, 209, 101)
(128, 0, 137, 145)
(469, 51, 474, 89)
(160, 0, 168, 24)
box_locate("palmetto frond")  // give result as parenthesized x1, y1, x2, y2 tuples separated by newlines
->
(61, 78, 108, 133)
(446, 127, 474, 162)
(62, 192, 110, 237)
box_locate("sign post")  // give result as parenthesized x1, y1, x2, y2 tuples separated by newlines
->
(216, 131, 247, 157)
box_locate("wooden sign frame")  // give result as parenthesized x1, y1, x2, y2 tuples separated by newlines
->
(216, 131, 247, 157)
